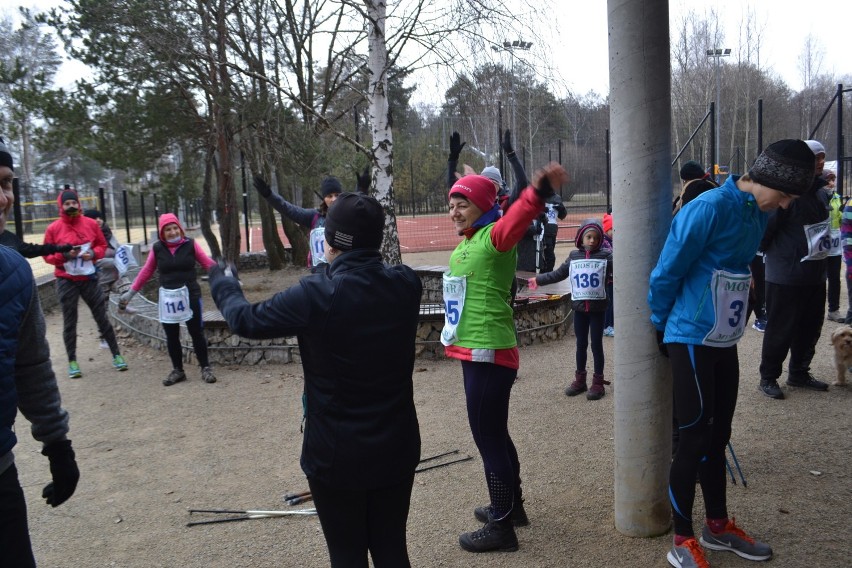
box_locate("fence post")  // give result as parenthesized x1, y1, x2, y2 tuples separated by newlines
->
(140, 193, 147, 245)
(122, 190, 131, 244)
(836, 84, 844, 198)
(12, 178, 23, 237)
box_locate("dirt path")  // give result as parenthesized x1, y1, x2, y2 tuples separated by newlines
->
(15, 252, 850, 567)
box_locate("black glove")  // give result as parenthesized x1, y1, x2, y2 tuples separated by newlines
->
(502, 129, 515, 157)
(253, 175, 272, 199)
(448, 132, 465, 162)
(356, 166, 370, 194)
(656, 330, 669, 358)
(534, 174, 556, 200)
(55, 244, 74, 253)
(41, 440, 80, 507)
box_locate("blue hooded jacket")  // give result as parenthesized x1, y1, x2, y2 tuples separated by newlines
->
(648, 175, 767, 345)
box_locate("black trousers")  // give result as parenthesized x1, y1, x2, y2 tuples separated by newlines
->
(827, 255, 842, 312)
(0, 464, 36, 568)
(162, 296, 209, 369)
(56, 277, 120, 359)
(759, 282, 826, 381)
(668, 344, 739, 537)
(308, 475, 414, 568)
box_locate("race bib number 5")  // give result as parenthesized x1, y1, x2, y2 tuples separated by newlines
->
(440, 272, 467, 346)
(702, 270, 750, 347)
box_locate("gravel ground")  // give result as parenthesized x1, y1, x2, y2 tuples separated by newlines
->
(15, 248, 850, 567)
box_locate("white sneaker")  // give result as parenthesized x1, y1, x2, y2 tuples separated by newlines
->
(99, 339, 109, 349)
(827, 311, 844, 322)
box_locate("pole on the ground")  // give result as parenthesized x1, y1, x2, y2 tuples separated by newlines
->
(609, 0, 673, 537)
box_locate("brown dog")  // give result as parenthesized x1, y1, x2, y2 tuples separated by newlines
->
(829, 325, 852, 386)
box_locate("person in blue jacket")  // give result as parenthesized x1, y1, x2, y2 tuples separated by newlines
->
(649, 139, 815, 568)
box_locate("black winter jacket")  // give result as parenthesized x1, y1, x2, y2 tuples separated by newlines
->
(761, 178, 829, 286)
(210, 249, 422, 489)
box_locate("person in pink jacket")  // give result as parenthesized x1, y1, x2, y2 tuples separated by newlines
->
(120, 213, 217, 386)
(43, 187, 128, 378)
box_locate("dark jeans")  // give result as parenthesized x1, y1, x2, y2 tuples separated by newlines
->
(462, 360, 521, 520)
(574, 310, 605, 374)
(759, 282, 826, 381)
(308, 475, 414, 568)
(668, 344, 739, 537)
(827, 255, 842, 312)
(542, 234, 557, 273)
(56, 277, 120, 360)
(162, 296, 209, 369)
(0, 464, 37, 568)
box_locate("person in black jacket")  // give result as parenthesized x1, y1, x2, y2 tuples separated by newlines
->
(210, 193, 422, 568)
(758, 143, 831, 399)
(0, 136, 80, 568)
(0, 138, 72, 258)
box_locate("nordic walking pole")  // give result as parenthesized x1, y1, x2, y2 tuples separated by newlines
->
(419, 449, 460, 464)
(415, 455, 473, 473)
(727, 442, 747, 487)
(724, 457, 737, 485)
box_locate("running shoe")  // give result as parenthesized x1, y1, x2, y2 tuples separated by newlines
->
(667, 537, 709, 568)
(699, 517, 772, 561)
(68, 361, 82, 379)
(112, 354, 128, 371)
(752, 319, 766, 332)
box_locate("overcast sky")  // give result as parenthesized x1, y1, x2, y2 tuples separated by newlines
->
(8, 0, 851, 98)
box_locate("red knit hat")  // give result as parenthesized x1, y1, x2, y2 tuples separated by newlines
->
(602, 213, 613, 234)
(448, 175, 497, 213)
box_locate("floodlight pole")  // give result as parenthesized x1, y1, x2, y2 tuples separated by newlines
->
(492, 40, 533, 163)
(707, 48, 730, 177)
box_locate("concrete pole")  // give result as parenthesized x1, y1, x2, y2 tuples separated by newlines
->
(608, 0, 673, 537)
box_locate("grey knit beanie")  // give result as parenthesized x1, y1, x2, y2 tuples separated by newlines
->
(748, 139, 815, 195)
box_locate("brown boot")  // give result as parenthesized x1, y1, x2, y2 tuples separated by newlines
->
(587, 373, 611, 400)
(565, 370, 587, 396)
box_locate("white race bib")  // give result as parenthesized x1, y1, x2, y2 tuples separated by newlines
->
(63, 242, 96, 276)
(828, 228, 842, 257)
(801, 221, 831, 261)
(114, 245, 138, 276)
(569, 258, 607, 301)
(702, 270, 750, 347)
(158, 286, 192, 323)
(309, 227, 327, 266)
(545, 204, 559, 225)
(440, 272, 467, 346)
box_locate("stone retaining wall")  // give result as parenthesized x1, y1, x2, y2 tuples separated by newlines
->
(106, 253, 573, 365)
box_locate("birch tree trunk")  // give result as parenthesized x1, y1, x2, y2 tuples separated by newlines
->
(365, 0, 402, 265)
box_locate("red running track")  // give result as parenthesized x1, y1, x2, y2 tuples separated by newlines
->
(241, 210, 606, 254)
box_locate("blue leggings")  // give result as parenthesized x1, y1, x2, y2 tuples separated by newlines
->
(461, 360, 521, 520)
(574, 310, 605, 374)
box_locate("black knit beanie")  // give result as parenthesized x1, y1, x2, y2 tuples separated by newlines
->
(0, 137, 13, 171)
(324, 192, 384, 251)
(749, 139, 815, 196)
(60, 189, 78, 203)
(320, 176, 343, 198)
(679, 160, 705, 181)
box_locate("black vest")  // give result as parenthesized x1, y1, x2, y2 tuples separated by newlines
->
(152, 239, 202, 299)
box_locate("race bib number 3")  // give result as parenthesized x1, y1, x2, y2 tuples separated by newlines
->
(702, 270, 750, 347)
